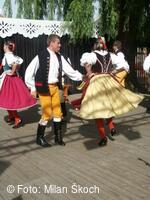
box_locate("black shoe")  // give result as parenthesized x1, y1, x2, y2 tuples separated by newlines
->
(37, 137, 51, 147)
(111, 128, 118, 136)
(55, 137, 66, 146)
(54, 122, 66, 146)
(36, 124, 51, 147)
(107, 133, 115, 141)
(98, 137, 108, 147)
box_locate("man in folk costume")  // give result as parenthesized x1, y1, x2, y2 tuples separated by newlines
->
(25, 34, 83, 147)
(78, 36, 143, 146)
(112, 40, 129, 87)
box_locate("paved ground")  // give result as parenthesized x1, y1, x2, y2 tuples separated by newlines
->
(0, 94, 150, 200)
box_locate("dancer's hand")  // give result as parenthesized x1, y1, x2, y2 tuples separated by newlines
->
(31, 91, 37, 98)
(82, 75, 88, 82)
(7, 72, 13, 76)
(111, 69, 118, 75)
(88, 73, 95, 78)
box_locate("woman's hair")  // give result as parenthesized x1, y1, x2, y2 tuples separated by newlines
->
(89, 38, 101, 51)
(4, 40, 15, 52)
(113, 40, 122, 50)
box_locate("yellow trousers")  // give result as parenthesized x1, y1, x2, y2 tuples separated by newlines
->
(115, 70, 128, 87)
(38, 84, 62, 121)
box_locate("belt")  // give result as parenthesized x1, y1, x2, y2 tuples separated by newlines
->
(49, 83, 58, 86)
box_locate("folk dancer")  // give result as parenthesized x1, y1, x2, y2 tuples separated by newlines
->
(0, 41, 36, 128)
(25, 34, 83, 147)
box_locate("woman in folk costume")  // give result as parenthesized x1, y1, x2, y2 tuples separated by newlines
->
(78, 37, 143, 146)
(0, 41, 36, 128)
(112, 40, 129, 87)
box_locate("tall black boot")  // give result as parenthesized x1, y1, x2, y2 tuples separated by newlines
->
(61, 102, 67, 117)
(54, 122, 65, 146)
(36, 124, 51, 147)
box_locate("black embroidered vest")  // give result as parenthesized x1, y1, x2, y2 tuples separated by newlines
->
(35, 49, 62, 94)
(92, 52, 113, 73)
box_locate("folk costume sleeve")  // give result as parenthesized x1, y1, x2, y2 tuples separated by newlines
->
(143, 54, 150, 73)
(2, 53, 23, 67)
(61, 55, 83, 81)
(111, 53, 129, 72)
(80, 52, 97, 67)
(14, 56, 23, 65)
(25, 55, 39, 92)
(117, 52, 125, 59)
(117, 52, 129, 72)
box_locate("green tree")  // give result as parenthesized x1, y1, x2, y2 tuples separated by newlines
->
(3, 0, 12, 18)
(3, 0, 65, 20)
(98, 0, 118, 38)
(65, 0, 94, 41)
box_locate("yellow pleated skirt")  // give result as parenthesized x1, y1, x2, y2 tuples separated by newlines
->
(79, 74, 143, 119)
(115, 70, 128, 87)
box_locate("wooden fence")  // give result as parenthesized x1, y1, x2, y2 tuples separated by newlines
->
(134, 47, 148, 89)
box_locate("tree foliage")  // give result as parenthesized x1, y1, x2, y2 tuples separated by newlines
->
(98, 0, 150, 46)
(3, 0, 65, 20)
(98, 0, 118, 37)
(3, 0, 12, 18)
(65, 0, 94, 41)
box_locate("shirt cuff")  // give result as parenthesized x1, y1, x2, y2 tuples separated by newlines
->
(30, 86, 36, 92)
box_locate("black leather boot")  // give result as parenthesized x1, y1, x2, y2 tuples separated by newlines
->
(36, 124, 51, 147)
(98, 137, 108, 147)
(61, 102, 67, 118)
(54, 122, 65, 146)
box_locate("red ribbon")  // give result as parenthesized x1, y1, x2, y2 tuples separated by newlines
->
(96, 32, 107, 50)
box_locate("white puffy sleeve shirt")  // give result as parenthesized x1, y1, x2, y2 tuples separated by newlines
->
(111, 52, 129, 72)
(2, 52, 23, 67)
(143, 54, 150, 73)
(80, 50, 129, 71)
(25, 49, 83, 92)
